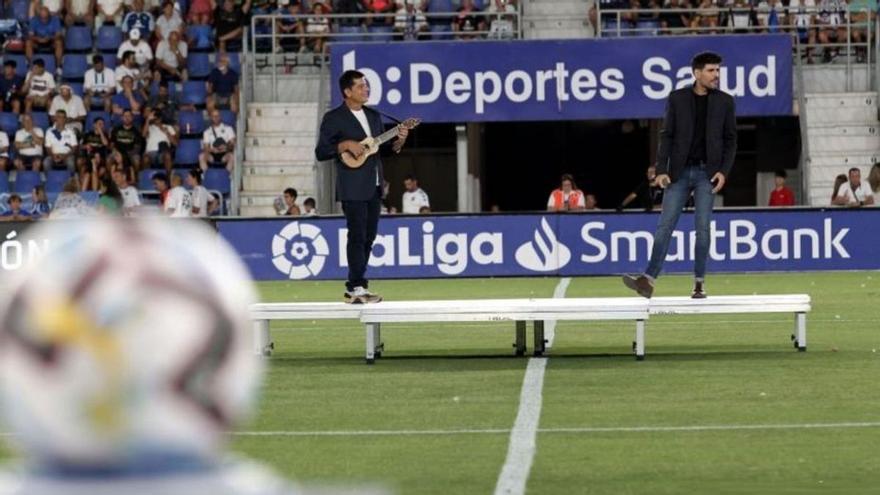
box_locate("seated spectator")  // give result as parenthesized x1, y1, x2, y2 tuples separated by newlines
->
(1, 194, 31, 221)
(850, 0, 875, 63)
(453, 0, 485, 39)
(165, 172, 193, 216)
(618, 165, 663, 211)
(402, 175, 430, 214)
(363, 0, 395, 26)
(584, 193, 598, 210)
(13, 114, 45, 171)
(27, 6, 64, 69)
(690, 0, 719, 33)
(276, 0, 305, 53)
(788, 0, 817, 64)
(66, 0, 95, 27)
(394, 0, 429, 40)
(486, 0, 516, 39)
(206, 53, 240, 113)
(146, 80, 180, 124)
(830, 173, 847, 204)
(155, 30, 189, 82)
(76, 153, 102, 191)
(97, 175, 124, 214)
(334, 0, 365, 27)
(84, 55, 117, 112)
(0, 61, 25, 114)
(49, 84, 88, 133)
(302, 196, 317, 216)
(277, 187, 301, 215)
(152, 171, 170, 204)
(96, 0, 125, 33)
(215, 0, 252, 52)
(869, 164, 880, 197)
(23, 58, 56, 113)
(116, 51, 142, 92)
(833, 167, 874, 207)
(122, 0, 156, 36)
(82, 116, 111, 157)
(43, 109, 79, 171)
(547, 173, 585, 212)
(142, 107, 178, 169)
(305, 1, 332, 53)
(111, 109, 146, 170)
(661, 0, 693, 34)
(155, 1, 184, 40)
(111, 75, 146, 117)
(188, 0, 215, 25)
(29, 0, 64, 17)
(51, 178, 93, 218)
(418, 205, 431, 213)
(816, 0, 847, 62)
(768, 169, 795, 206)
(199, 109, 235, 171)
(187, 168, 214, 217)
(720, 0, 759, 33)
(112, 166, 141, 214)
(756, 0, 784, 32)
(29, 185, 51, 218)
(0, 129, 8, 171)
(117, 28, 154, 76)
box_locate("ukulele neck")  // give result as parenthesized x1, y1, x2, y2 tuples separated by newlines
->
(373, 126, 400, 146)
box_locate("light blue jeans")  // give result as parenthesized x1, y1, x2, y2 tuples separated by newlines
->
(645, 165, 715, 281)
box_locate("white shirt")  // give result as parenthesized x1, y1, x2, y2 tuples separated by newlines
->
(165, 185, 192, 217)
(25, 71, 55, 97)
(44, 126, 78, 155)
(69, 0, 92, 16)
(114, 65, 141, 91)
(145, 124, 176, 153)
(0, 132, 8, 157)
(49, 95, 87, 120)
(350, 108, 378, 186)
(402, 188, 430, 214)
(155, 11, 184, 39)
(120, 185, 141, 208)
(42, 0, 63, 14)
(394, 8, 427, 32)
(155, 40, 187, 69)
(97, 0, 124, 15)
(835, 181, 874, 204)
(14, 128, 44, 157)
(789, 0, 816, 27)
(191, 185, 211, 217)
(117, 40, 154, 68)
(84, 68, 116, 94)
(547, 190, 586, 208)
(202, 124, 236, 148)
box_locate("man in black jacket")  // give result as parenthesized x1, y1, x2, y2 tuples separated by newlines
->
(624, 52, 737, 299)
(315, 70, 408, 303)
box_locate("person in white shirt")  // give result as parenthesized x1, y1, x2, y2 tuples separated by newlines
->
(115, 50, 145, 92)
(154, 30, 188, 81)
(84, 55, 117, 112)
(0, 130, 9, 171)
(547, 173, 586, 211)
(302, 197, 317, 216)
(117, 28, 154, 74)
(23, 59, 56, 113)
(199, 109, 236, 172)
(112, 166, 141, 214)
(486, 0, 517, 39)
(43, 110, 79, 171)
(142, 107, 178, 168)
(65, 0, 95, 27)
(95, 0, 125, 33)
(401, 175, 430, 214)
(48, 84, 88, 133)
(394, 1, 429, 41)
(186, 168, 214, 217)
(833, 167, 875, 207)
(14, 114, 45, 171)
(155, 0, 183, 40)
(165, 172, 192, 217)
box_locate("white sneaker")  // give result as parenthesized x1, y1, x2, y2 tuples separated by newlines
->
(344, 286, 382, 304)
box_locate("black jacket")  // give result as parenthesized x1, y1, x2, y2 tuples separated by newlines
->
(315, 104, 386, 202)
(656, 86, 737, 182)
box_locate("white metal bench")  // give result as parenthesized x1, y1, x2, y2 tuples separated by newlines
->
(250, 302, 362, 356)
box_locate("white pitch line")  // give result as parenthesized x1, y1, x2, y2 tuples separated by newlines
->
(493, 277, 570, 495)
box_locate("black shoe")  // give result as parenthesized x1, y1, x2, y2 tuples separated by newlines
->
(344, 287, 383, 304)
(622, 275, 654, 299)
(691, 281, 707, 299)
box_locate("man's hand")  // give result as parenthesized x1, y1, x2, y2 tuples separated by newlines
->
(339, 141, 365, 158)
(392, 126, 409, 153)
(711, 172, 726, 193)
(655, 174, 671, 189)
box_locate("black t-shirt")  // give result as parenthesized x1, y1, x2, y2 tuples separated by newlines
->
(688, 92, 708, 165)
(111, 125, 144, 154)
(455, 8, 480, 32)
(661, 9, 689, 29)
(82, 131, 107, 154)
(0, 74, 25, 102)
(633, 180, 664, 210)
(215, 7, 245, 37)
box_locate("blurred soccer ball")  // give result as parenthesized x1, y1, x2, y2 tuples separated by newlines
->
(0, 218, 261, 467)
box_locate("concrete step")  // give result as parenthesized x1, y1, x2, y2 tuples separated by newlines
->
(806, 105, 878, 124)
(240, 204, 278, 217)
(247, 102, 318, 119)
(247, 116, 316, 133)
(808, 124, 878, 135)
(243, 174, 313, 192)
(243, 160, 314, 169)
(243, 163, 313, 176)
(245, 135, 315, 147)
(527, 27, 592, 39)
(241, 193, 315, 207)
(808, 135, 880, 153)
(804, 92, 876, 108)
(525, 2, 590, 16)
(808, 152, 879, 168)
(245, 145, 315, 162)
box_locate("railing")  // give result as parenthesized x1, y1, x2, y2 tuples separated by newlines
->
(232, 29, 250, 215)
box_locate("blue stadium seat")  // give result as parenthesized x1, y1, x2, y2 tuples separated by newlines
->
(179, 81, 207, 106)
(148, 80, 177, 98)
(0, 113, 19, 137)
(32, 56, 56, 76)
(96, 26, 123, 53)
(10, 0, 29, 24)
(172, 168, 192, 188)
(186, 53, 212, 80)
(31, 112, 49, 130)
(226, 52, 241, 74)
(102, 53, 118, 70)
(138, 169, 157, 191)
(367, 25, 394, 42)
(429, 24, 453, 40)
(219, 110, 236, 128)
(635, 20, 660, 36)
(86, 111, 111, 132)
(68, 82, 84, 96)
(187, 26, 214, 51)
(178, 110, 206, 136)
(64, 26, 93, 52)
(204, 169, 230, 194)
(62, 54, 89, 81)
(602, 19, 624, 37)
(45, 170, 71, 193)
(426, 0, 453, 14)
(174, 139, 202, 165)
(334, 25, 364, 43)
(13, 171, 41, 194)
(0, 171, 9, 193)
(80, 191, 99, 205)
(4, 54, 29, 77)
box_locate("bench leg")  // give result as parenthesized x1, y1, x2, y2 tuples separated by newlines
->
(514, 321, 526, 356)
(634, 319, 645, 361)
(374, 323, 384, 359)
(253, 320, 273, 357)
(365, 323, 378, 364)
(794, 312, 807, 352)
(534, 320, 546, 357)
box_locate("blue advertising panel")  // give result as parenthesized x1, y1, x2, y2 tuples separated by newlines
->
(329, 35, 792, 122)
(217, 210, 877, 281)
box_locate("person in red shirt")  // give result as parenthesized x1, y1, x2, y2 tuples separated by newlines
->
(768, 169, 795, 206)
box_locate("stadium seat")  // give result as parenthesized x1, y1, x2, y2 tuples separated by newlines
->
(86, 111, 111, 132)
(96, 26, 123, 53)
(80, 191, 99, 205)
(204, 169, 230, 194)
(102, 53, 118, 70)
(64, 26, 93, 52)
(31, 112, 50, 130)
(174, 139, 202, 165)
(13, 171, 41, 194)
(4, 54, 28, 77)
(0, 171, 9, 193)
(173, 168, 192, 188)
(226, 52, 241, 74)
(62, 54, 89, 81)
(602, 19, 625, 37)
(187, 26, 214, 52)
(219, 110, 236, 128)
(9, 0, 29, 24)
(186, 53, 212, 80)
(45, 170, 71, 193)
(68, 82, 84, 96)
(0, 113, 19, 137)
(179, 81, 208, 107)
(429, 24, 453, 40)
(367, 25, 394, 42)
(335, 25, 364, 43)
(178, 110, 206, 136)
(148, 80, 177, 98)
(138, 169, 157, 191)
(635, 20, 660, 36)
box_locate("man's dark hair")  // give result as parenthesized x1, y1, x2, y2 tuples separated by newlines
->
(284, 187, 298, 198)
(159, 80, 169, 89)
(3, 60, 16, 69)
(189, 168, 203, 184)
(849, 167, 860, 175)
(775, 169, 787, 179)
(691, 52, 723, 71)
(560, 173, 576, 187)
(339, 70, 365, 98)
(152, 172, 169, 186)
(8, 194, 21, 204)
(33, 59, 45, 68)
(404, 175, 417, 182)
(304, 197, 315, 208)
(122, 50, 135, 63)
(55, 109, 67, 117)
(93, 54, 104, 64)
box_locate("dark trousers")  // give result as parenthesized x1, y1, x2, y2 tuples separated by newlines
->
(341, 187, 382, 292)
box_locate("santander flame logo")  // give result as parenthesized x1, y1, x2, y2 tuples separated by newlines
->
(514, 217, 571, 272)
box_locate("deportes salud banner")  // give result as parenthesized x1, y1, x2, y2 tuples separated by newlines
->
(217, 210, 878, 281)
(329, 35, 793, 122)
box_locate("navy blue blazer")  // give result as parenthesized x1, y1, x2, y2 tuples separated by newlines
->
(315, 104, 386, 202)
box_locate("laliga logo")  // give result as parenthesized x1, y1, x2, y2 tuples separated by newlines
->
(515, 217, 571, 272)
(271, 222, 329, 279)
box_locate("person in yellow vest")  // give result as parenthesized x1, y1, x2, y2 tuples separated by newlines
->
(546, 173, 586, 212)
